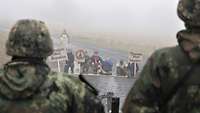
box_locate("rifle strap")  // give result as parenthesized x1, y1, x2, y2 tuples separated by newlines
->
(79, 74, 99, 96)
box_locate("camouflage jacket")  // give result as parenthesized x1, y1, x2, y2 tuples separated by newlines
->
(123, 46, 200, 113)
(0, 61, 104, 113)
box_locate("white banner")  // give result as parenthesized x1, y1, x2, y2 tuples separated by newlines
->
(48, 48, 68, 62)
(129, 52, 143, 63)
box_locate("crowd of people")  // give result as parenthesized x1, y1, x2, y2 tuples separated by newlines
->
(64, 50, 113, 75)
(64, 49, 140, 77)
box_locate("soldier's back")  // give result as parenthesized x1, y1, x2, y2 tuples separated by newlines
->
(123, 46, 200, 113)
(0, 70, 104, 113)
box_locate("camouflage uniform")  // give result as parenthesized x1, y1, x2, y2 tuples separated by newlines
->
(0, 19, 104, 113)
(123, 0, 200, 113)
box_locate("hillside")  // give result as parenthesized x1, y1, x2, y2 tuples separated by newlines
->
(72, 35, 156, 55)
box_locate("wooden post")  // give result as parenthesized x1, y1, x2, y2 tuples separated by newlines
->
(111, 97, 120, 113)
(57, 60, 61, 72)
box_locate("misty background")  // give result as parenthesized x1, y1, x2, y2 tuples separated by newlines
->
(0, 0, 184, 65)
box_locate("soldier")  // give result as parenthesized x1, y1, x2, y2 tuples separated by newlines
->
(123, 0, 200, 113)
(0, 19, 105, 113)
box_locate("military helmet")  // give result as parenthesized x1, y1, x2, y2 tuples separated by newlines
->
(177, 0, 200, 28)
(6, 19, 53, 58)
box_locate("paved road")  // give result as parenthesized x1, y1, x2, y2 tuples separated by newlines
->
(83, 75, 135, 110)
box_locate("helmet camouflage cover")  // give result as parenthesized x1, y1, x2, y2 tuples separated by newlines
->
(6, 19, 53, 58)
(177, 0, 200, 28)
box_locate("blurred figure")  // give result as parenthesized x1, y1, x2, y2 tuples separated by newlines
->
(102, 58, 113, 73)
(99, 58, 113, 75)
(81, 50, 91, 74)
(116, 60, 127, 76)
(127, 61, 139, 77)
(91, 51, 102, 64)
(128, 52, 139, 77)
(64, 49, 75, 73)
(91, 51, 103, 74)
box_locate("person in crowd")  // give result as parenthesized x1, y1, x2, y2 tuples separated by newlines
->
(64, 49, 75, 73)
(81, 50, 91, 74)
(91, 51, 103, 74)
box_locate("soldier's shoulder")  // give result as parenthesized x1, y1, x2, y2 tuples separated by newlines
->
(48, 72, 87, 97)
(151, 46, 181, 59)
(153, 46, 186, 61)
(48, 72, 85, 87)
(153, 46, 179, 56)
(46, 72, 103, 112)
(148, 46, 185, 65)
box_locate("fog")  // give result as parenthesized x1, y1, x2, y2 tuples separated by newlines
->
(0, 0, 184, 47)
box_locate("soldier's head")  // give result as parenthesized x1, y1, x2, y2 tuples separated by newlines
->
(177, 0, 200, 29)
(94, 51, 99, 56)
(6, 19, 53, 59)
(67, 49, 72, 54)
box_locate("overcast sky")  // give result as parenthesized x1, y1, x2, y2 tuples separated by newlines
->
(0, 0, 184, 46)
